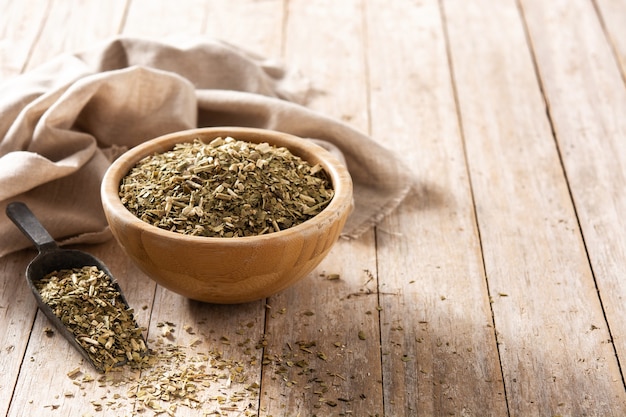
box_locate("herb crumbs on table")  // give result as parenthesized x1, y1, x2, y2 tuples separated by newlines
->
(64, 322, 261, 416)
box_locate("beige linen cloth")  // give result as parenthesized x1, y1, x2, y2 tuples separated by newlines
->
(0, 37, 412, 258)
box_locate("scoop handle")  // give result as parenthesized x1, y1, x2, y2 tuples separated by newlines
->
(6, 202, 59, 254)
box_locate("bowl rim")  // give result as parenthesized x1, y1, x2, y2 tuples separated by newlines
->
(101, 126, 353, 245)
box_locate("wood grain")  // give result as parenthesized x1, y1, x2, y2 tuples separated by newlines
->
(282, 0, 369, 126)
(204, 0, 285, 57)
(521, 0, 626, 396)
(0, 0, 51, 81)
(25, 0, 128, 71)
(366, 0, 508, 415)
(444, 0, 626, 414)
(0, 251, 37, 417)
(595, 0, 626, 77)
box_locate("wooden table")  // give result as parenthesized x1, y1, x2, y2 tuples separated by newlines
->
(2, 0, 626, 416)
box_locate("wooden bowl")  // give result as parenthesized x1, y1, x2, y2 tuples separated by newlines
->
(101, 127, 353, 303)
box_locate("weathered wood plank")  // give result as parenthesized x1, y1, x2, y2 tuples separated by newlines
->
(204, 0, 284, 57)
(281, 0, 369, 127)
(521, 0, 626, 394)
(595, 0, 626, 77)
(25, 0, 128, 71)
(444, 0, 626, 415)
(365, 0, 508, 415)
(0, 250, 37, 417)
(0, 0, 51, 82)
(122, 0, 207, 38)
(259, 0, 384, 415)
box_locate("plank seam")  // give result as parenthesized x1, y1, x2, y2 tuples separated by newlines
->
(438, 1, 512, 415)
(591, 0, 626, 88)
(361, 2, 387, 414)
(5, 308, 41, 417)
(121, 282, 160, 414)
(117, 0, 132, 34)
(20, 0, 54, 73)
(515, 0, 626, 393)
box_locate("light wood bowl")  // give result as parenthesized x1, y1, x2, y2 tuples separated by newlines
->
(101, 127, 353, 303)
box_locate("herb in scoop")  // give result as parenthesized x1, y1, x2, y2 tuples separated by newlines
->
(36, 266, 147, 371)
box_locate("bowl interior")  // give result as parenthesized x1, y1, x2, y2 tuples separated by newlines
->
(102, 127, 352, 244)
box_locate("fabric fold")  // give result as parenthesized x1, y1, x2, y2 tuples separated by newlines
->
(0, 36, 413, 258)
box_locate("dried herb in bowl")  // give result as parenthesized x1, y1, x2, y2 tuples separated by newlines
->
(119, 137, 335, 237)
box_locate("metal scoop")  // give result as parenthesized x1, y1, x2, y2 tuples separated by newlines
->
(6, 201, 145, 372)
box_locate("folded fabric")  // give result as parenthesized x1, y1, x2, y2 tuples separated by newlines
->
(0, 36, 412, 258)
